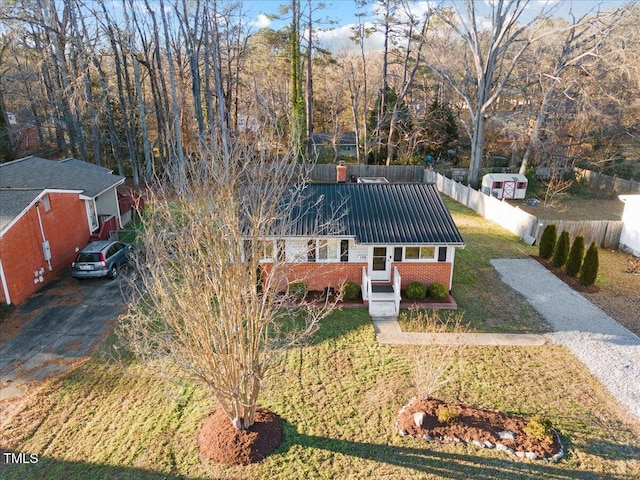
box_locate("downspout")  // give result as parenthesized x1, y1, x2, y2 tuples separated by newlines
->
(35, 200, 53, 271)
(0, 259, 11, 305)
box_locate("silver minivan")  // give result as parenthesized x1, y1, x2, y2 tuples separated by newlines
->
(71, 241, 131, 279)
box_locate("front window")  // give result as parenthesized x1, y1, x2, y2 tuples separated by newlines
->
(318, 239, 337, 261)
(404, 246, 436, 261)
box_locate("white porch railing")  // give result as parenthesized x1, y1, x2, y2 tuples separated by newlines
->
(362, 266, 401, 315)
(393, 267, 401, 314)
(361, 266, 371, 301)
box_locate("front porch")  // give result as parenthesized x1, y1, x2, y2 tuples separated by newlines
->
(362, 266, 402, 317)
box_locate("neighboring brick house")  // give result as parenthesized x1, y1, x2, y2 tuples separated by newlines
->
(0, 156, 125, 305)
(256, 182, 465, 315)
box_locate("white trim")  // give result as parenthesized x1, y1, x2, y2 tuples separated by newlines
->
(0, 259, 11, 305)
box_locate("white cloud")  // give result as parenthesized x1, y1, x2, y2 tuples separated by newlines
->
(316, 22, 386, 52)
(252, 13, 272, 29)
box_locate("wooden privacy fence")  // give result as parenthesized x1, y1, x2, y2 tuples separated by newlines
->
(535, 219, 623, 249)
(309, 164, 424, 183)
(425, 170, 623, 248)
(575, 167, 640, 194)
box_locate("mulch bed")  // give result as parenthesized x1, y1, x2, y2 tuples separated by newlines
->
(396, 398, 563, 461)
(198, 407, 284, 466)
(531, 255, 600, 294)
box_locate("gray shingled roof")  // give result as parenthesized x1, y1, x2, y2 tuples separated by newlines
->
(0, 156, 124, 197)
(0, 189, 42, 232)
(0, 157, 125, 233)
(285, 183, 464, 245)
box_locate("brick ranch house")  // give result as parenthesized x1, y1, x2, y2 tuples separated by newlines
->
(0, 156, 126, 305)
(258, 181, 465, 315)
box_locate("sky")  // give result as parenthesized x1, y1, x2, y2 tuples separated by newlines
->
(242, 0, 630, 51)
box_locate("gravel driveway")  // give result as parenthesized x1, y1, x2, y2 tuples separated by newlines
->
(491, 258, 640, 419)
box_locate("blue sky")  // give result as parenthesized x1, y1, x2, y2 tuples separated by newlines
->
(244, 0, 629, 51)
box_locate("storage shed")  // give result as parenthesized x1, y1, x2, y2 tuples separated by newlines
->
(481, 173, 528, 199)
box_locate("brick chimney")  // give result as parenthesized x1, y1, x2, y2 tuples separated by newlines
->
(336, 161, 347, 183)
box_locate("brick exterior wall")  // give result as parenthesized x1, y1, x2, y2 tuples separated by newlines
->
(261, 262, 367, 292)
(0, 193, 90, 305)
(261, 260, 453, 292)
(393, 262, 452, 290)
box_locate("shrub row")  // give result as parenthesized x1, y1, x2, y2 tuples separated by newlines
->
(405, 281, 448, 301)
(538, 225, 599, 286)
(285, 281, 450, 302)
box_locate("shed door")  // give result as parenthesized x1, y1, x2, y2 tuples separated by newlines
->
(503, 181, 516, 199)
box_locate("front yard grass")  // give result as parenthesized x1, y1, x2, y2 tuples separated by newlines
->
(1, 309, 639, 479)
(436, 198, 551, 334)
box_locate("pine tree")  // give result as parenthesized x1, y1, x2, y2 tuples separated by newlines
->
(579, 242, 599, 286)
(552, 230, 570, 267)
(565, 236, 585, 277)
(538, 224, 557, 259)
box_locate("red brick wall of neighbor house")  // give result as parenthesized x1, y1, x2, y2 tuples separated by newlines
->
(393, 262, 453, 290)
(0, 193, 90, 305)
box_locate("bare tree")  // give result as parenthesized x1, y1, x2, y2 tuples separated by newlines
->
(119, 143, 337, 431)
(385, 0, 433, 165)
(519, 6, 628, 175)
(425, 0, 554, 185)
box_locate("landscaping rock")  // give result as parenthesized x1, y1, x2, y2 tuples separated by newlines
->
(413, 411, 427, 428)
(498, 430, 516, 440)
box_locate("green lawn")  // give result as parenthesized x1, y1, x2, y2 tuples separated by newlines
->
(440, 198, 550, 333)
(2, 197, 639, 479)
(2, 309, 639, 479)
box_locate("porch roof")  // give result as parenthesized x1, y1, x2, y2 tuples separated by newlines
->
(285, 183, 464, 245)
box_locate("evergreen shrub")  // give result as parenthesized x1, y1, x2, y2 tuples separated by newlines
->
(579, 243, 599, 286)
(341, 282, 361, 301)
(405, 281, 427, 301)
(552, 230, 570, 267)
(539, 224, 557, 259)
(427, 282, 448, 300)
(565, 236, 585, 277)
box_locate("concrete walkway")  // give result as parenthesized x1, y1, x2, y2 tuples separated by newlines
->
(371, 317, 546, 346)
(492, 258, 640, 420)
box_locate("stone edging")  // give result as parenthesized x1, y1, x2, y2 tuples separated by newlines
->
(395, 400, 565, 462)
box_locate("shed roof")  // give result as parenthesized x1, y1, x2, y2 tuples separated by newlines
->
(482, 173, 528, 182)
(283, 183, 464, 245)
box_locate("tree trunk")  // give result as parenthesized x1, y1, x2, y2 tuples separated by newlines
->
(159, 0, 185, 188)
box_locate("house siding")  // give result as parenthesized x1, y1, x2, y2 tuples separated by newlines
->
(0, 193, 90, 305)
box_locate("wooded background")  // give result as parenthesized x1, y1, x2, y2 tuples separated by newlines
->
(1, 0, 638, 187)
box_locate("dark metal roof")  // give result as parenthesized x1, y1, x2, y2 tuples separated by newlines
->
(285, 183, 464, 245)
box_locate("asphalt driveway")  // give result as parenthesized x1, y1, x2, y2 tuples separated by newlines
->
(0, 271, 128, 399)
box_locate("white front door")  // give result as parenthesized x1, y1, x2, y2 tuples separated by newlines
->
(370, 246, 391, 281)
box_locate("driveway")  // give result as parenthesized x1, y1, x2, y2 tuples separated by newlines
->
(491, 258, 640, 420)
(0, 271, 128, 400)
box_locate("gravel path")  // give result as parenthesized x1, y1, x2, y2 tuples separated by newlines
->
(491, 258, 640, 420)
